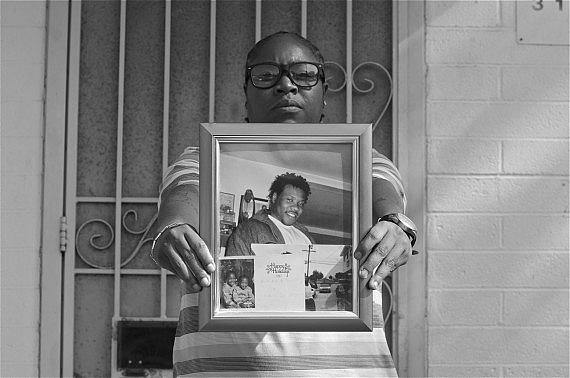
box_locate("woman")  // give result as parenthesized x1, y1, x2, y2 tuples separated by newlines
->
(238, 188, 256, 224)
(152, 31, 416, 376)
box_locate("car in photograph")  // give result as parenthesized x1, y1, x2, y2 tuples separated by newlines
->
(318, 283, 331, 293)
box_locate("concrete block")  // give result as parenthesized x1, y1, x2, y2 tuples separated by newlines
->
(427, 215, 501, 250)
(0, 363, 38, 378)
(500, 0, 515, 27)
(1, 174, 42, 210)
(428, 290, 501, 325)
(504, 290, 569, 326)
(0, 0, 46, 27)
(429, 365, 500, 377)
(426, 28, 569, 65)
(428, 138, 501, 174)
(429, 327, 569, 364)
(428, 65, 499, 100)
(0, 62, 45, 101)
(0, 249, 40, 289)
(427, 1, 501, 27)
(0, 288, 39, 327)
(428, 177, 499, 212)
(1, 210, 42, 250)
(429, 177, 567, 213)
(503, 140, 569, 175)
(1, 26, 45, 63)
(1, 136, 43, 174)
(428, 102, 568, 138)
(504, 366, 570, 377)
(503, 215, 569, 250)
(428, 252, 569, 288)
(497, 177, 569, 213)
(0, 326, 39, 364)
(503, 66, 569, 101)
(0, 100, 44, 138)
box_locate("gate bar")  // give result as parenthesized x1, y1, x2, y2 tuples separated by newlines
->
(160, 0, 173, 318)
(255, 0, 262, 42)
(301, 0, 307, 37)
(346, 0, 353, 123)
(209, 0, 217, 122)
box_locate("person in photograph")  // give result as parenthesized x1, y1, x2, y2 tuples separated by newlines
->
(304, 277, 316, 311)
(225, 172, 314, 255)
(232, 275, 255, 308)
(151, 31, 417, 375)
(335, 282, 351, 311)
(221, 271, 239, 308)
(238, 189, 256, 224)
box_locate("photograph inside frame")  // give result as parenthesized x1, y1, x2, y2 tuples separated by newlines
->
(217, 142, 354, 313)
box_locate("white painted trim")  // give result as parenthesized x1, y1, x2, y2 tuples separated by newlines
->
(61, 0, 82, 375)
(393, 1, 427, 376)
(40, 1, 69, 375)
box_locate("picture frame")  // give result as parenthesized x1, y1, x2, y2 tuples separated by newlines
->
(199, 123, 372, 332)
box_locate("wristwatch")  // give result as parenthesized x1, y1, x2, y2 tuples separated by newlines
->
(379, 213, 417, 247)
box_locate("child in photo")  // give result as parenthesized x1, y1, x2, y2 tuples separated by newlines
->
(221, 271, 239, 308)
(232, 276, 255, 308)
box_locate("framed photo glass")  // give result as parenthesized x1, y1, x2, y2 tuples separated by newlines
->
(199, 123, 372, 331)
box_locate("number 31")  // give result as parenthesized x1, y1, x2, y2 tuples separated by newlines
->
(533, 0, 564, 11)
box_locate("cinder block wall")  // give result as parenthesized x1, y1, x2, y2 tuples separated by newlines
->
(425, 1, 569, 376)
(1, 1, 46, 376)
(1, 1, 568, 377)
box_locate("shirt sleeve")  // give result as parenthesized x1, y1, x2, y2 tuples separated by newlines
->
(158, 146, 200, 209)
(372, 149, 407, 212)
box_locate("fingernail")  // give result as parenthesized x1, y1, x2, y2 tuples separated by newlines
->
(354, 252, 362, 259)
(369, 280, 378, 290)
(359, 268, 369, 279)
(206, 262, 216, 272)
(200, 277, 210, 286)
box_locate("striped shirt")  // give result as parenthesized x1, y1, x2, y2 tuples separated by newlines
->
(161, 146, 405, 377)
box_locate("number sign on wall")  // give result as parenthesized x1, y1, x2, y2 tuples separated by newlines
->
(517, 0, 569, 45)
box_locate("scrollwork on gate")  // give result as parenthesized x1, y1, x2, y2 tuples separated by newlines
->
(324, 60, 393, 132)
(75, 209, 157, 269)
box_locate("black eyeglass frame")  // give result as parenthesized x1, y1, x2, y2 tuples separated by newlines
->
(245, 61, 326, 89)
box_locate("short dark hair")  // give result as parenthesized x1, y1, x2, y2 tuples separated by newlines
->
(225, 271, 236, 281)
(238, 275, 249, 283)
(244, 31, 325, 87)
(268, 172, 311, 200)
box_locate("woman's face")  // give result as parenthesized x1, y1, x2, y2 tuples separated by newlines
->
(245, 36, 327, 123)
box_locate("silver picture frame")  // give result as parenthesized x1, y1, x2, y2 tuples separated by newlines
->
(199, 123, 372, 332)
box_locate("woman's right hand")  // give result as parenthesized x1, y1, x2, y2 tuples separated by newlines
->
(151, 223, 216, 293)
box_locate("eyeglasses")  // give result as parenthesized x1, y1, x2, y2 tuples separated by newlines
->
(246, 62, 325, 89)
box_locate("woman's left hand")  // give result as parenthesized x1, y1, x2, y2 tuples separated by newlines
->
(353, 221, 413, 290)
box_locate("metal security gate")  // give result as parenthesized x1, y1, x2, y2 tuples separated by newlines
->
(58, 0, 395, 376)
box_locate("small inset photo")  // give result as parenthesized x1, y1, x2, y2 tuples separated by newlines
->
(219, 258, 255, 310)
(305, 245, 353, 312)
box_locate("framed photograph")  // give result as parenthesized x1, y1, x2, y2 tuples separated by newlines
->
(199, 123, 372, 332)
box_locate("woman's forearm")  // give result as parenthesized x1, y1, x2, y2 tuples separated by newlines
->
(372, 178, 405, 219)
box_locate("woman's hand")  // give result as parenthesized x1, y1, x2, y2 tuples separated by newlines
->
(354, 221, 413, 290)
(151, 223, 215, 293)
